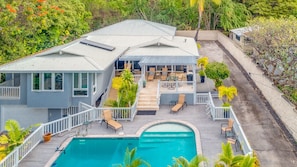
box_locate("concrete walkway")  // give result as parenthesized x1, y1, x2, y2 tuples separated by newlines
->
(199, 41, 297, 166)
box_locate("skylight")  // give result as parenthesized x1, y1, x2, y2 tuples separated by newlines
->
(80, 39, 115, 51)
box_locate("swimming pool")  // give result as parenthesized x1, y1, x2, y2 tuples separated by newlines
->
(51, 123, 197, 167)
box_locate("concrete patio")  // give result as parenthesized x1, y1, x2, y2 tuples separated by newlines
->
(19, 103, 237, 167)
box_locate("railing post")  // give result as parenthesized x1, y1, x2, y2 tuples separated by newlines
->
(68, 115, 72, 131)
(15, 148, 19, 167)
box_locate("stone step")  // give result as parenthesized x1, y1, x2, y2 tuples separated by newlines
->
(137, 105, 159, 111)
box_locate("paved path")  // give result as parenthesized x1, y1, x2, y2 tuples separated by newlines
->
(199, 41, 297, 166)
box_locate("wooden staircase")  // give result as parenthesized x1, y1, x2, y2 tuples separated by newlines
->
(137, 80, 159, 113)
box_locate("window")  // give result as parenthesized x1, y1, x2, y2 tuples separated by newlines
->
(32, 73, 63, 91)
(73, 73, 88, 96)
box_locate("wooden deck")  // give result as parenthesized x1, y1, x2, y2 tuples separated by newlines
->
(19, 104, 240, 167)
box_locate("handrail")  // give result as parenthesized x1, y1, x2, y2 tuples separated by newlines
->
(200, 92, 253, 155)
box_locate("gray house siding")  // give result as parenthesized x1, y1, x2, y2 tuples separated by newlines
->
(91, 65, 114, 106)
(160, 93, 194, 105)
(48, 108, 62, 122)
(27, 73, 72, 108)
(0, 73, 27, 105)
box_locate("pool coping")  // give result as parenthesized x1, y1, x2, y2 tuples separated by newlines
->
(44, 119, 202, 167)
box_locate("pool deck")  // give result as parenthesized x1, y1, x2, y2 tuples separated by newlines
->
(19, 104, 237, 167)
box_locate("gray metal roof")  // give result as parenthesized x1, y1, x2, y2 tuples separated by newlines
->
(0, 40, 127, 72)
(0, 20, 199, 73)
(84, 19, 176, 37)
(139, 56, 196, 65)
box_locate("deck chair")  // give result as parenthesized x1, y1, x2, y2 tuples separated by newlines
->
(221, 119, 234, 137)
(161, 67, 168, 81)
(147, 67, 155, 81)
(171, 94, 186, 113)
(102, 110, 123, 132)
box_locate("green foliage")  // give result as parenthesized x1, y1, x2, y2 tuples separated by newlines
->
(216, 0, 251, 31)
(114, 69, 138, 107)
(0, 0, 91, 64)
(215, 143, 244, 167)
(205, 62, 230, 88)
(248, 17, 297, 102)
(218, 85, 238, 104)
(114, 147, 151, 167)
(246, 0, 297, 18)
(0, 120, 40, 160)
(197, 56, 209, 69)
(170, 155, 207, 167)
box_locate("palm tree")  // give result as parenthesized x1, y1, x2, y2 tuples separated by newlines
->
(218, 85, 238, 106)
(170, 155, 207, 167)
(215, 143, 244, 167)
(190, 0, 221, 41)
(114, 147, 151, 167)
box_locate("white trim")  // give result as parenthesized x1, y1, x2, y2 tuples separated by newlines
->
(31, 73, 64, 92)
(72, 73, 89, 97)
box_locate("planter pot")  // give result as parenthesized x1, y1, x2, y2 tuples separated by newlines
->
(43, 133, 51, 142)
(200, 76, 205, 83)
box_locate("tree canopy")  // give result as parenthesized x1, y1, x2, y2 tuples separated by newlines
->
(0, 0, 91, 64)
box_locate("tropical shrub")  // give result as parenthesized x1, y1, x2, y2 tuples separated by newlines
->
(205, 62, 230, 88)
(0, 120, 39, 160)
(114, 147, 150, 167)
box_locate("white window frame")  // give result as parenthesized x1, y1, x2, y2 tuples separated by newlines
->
(32, 73, 64, 91)
(73, 73, 88, 97)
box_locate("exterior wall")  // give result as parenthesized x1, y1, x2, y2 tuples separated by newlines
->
(176, 30, 218, 41)
(0, 73, 27, 105)
(27, 73, 72, 108)
(91, 64, 114, 106)
(0, 105, 48, 131)
(160, 93, 194, 105)
(48, 108, 62, 122)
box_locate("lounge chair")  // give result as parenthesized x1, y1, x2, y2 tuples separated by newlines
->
(221, 119, 234, 137)
(147, 67, 155, 81)
(170, 94, 186, 113)
(102, 110, 123, 132)
(161, 67, 168, 81)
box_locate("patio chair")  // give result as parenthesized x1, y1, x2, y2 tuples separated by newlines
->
(161, 67, 168, 81)
(221, 119, 234, 138)
(102, 110, 123, 132)
(170, 94, 186, 113)
(227, 135, 239, 152)
(147, 67, 155, 81)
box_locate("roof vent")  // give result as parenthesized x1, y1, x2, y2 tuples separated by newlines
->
(80, 39, 115, 51)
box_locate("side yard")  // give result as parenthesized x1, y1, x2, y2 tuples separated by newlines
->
(198, 41, 297, 166)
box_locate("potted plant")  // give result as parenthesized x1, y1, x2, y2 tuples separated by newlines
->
(143, 80, 146, 88)
(218, 85, 238, 118)
(199, 70, 206, 83)
(43, 132, 52, 142)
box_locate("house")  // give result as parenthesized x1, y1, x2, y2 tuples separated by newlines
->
(229, 27, 253, 54)
(0, 19, 199, 131)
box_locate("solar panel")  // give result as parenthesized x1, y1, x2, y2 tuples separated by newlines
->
(80, 39, 115, 51)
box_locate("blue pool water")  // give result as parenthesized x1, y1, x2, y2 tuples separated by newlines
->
(52, 123, 197, 167)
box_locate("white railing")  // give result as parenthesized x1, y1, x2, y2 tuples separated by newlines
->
(229, 106, 253, 155)
(159, 81, 194, 93)
(196, 93, 209, 104)
(198, 92, 253, 155)
(0, 106, 96, 167)
(0, 86, 20, 99)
